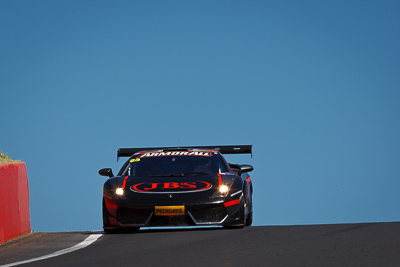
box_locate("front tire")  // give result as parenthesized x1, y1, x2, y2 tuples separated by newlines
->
(238, 198, 246, 227)
(245, 191, 253, 226)
(245, 207, 253, 226)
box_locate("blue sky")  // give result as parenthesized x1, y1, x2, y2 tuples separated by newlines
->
(1, 1, 400, 232)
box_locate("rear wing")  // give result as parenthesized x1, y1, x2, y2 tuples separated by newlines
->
(117, 145, 252, 161)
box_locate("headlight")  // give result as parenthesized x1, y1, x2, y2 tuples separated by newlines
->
(115, 188, 124, 195)
(219, 185, 229, 194)
(213, 181, 234, 198)
(213, 174, 235, 198)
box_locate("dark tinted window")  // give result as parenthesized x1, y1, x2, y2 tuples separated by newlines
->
(119, 151, 229, 177)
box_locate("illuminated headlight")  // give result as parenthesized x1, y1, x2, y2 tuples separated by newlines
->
(219, 185, 229, 194)
(213, 176, 235, 198)
(115, 188, 124, 195)
(213, 184, 231, 198)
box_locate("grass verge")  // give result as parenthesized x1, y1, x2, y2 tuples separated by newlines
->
(0, 152, 20, 164)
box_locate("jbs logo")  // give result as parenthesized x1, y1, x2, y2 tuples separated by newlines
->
(131, 181, 212, 193)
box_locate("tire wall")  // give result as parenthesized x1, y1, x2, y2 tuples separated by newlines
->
(0, 162, 31, 243)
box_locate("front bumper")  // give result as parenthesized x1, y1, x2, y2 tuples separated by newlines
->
(103, 196, 243, 229)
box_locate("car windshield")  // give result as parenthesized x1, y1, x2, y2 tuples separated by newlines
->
(119, 151, 229, 177)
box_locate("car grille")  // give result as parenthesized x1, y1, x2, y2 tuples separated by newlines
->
(188, 204, 227, 224)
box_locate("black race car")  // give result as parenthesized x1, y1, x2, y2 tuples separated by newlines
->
(99, 145, 254, 232)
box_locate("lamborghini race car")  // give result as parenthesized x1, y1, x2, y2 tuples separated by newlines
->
(99, 145, 254, 232)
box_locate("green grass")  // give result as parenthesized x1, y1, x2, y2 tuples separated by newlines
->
(0, 151, 20, 164)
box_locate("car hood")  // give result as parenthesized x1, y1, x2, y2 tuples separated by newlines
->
(110, 173, 236, 195)
(135, 173, 235, 193)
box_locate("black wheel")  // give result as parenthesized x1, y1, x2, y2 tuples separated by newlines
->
(245, 189, 253, 226)
(245, 204, 253, 226)
(239, 198, 247, 227)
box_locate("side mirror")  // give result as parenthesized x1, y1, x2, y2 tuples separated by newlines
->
(228, 163, 240, 174)
(240, 164, 254, 173)
(229, 163, 240, 170)
(99, 168, 114, 178)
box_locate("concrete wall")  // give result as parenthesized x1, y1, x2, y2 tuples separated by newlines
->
(0, 162, 31, 243)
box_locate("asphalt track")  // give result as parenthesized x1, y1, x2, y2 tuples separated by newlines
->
(1, 222, 400, 267)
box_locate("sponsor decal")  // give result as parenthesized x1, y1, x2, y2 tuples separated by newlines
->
(131, 181, 212, 193)
(140, 151, 212, 158)
(130, 158, 141, 162)
(155, 206, 185, 216)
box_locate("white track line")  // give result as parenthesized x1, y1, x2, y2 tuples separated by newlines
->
(0, 233, 102, 267)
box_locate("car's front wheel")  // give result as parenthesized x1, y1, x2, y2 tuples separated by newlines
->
(245, 204, 253, 226)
